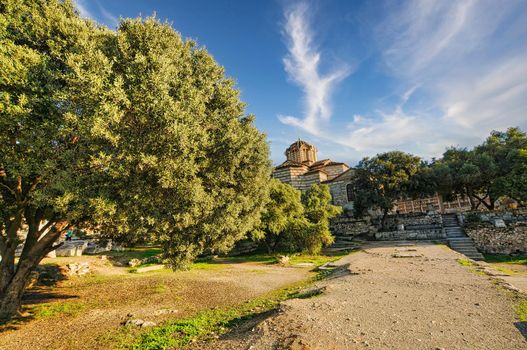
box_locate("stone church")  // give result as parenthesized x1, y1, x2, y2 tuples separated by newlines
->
(272, 140, 471, 214)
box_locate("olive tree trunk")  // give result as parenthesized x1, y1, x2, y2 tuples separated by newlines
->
(0, 211, 64, 321)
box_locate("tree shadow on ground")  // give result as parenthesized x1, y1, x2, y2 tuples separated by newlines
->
(515, 322, 527, 341)
(35, 263, 68, 287)
(0, 292, 80, 332)
(0, 264, 78, 331)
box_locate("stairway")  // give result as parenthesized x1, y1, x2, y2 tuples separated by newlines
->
(324, 235, 360, 253)
(442, 214, 484, 261)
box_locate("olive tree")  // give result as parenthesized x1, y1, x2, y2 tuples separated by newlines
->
(352, 151, 421, 228)
(0, 0, 270, 320)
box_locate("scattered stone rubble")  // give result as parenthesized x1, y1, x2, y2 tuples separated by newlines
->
(65, 262, 91, 276)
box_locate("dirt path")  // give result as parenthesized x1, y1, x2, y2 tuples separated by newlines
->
(196, 243, 527, 349)
(0, 260, 311, 350)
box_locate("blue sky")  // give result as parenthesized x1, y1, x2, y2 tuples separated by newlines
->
(75, 0, 527, 165)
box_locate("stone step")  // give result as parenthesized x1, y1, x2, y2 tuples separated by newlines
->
(450, 244, 479, 249)
(323, 246, 358, 253)
(334, 236, 356, 242)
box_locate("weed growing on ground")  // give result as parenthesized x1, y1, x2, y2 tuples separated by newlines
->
(457, 259, 475, 267)
(495, 266, 515, 275)
(515, 300, 527, 322)
(32, 302, 86, 319)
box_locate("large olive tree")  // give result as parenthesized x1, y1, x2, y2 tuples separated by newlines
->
(0, 0, 270, 320)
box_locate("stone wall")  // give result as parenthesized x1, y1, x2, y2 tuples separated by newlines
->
(375, 228, 446, 241)
(330, 216, 376, 238)
(326, 169, 355, 209)
(465, 222, 527, 255)
(382, 213, 442, 231)
(460, 209, 527, 226)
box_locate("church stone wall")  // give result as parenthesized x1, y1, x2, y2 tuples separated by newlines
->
(324, 164, 349, 180)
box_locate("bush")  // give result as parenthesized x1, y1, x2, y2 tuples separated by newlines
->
(464, 213, 482, 225)
(253, 183, 341, 254)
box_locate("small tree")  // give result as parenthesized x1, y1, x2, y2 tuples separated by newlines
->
(251, 179, 304, 253)
(352, 151, 421, 228)
(253, 183, 340, 254)
(299, 184, 341, 253)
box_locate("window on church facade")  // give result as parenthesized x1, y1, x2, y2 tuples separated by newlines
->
(346, 184, 354, 202)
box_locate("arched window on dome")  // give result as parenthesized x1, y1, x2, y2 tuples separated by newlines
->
(346, 183, 355, 202)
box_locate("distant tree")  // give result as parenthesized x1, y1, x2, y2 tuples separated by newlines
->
(253, 183, 340, 254)
(433, 128, 527, 209)
(299, 184, 341, 253)
(352, 151, 421, 228)
(0, 1, 270, 320)
(477, 127, 527, 206)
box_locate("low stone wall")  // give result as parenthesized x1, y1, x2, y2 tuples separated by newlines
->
(375, 228, 445, 241)
(465, 222, 527, 255)
(382, 213, 442, 231)
(330, 217, 376, 238)
(460, 209, 527, 226)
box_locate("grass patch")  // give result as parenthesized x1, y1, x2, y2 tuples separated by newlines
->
(457, 259, 475, 267)
(288, 252, 348, 267)
(32, 302, 86, 319)
(126, 266, 336, 349)
(105, 247, 163, 260)
(515, 300, 527, 322)
(484, 254, 527, 265)
(469, 269, 487, 276)
(495, 266, 515, 275)
(211, 254, 278, 264)
(189, 262, 228, 270)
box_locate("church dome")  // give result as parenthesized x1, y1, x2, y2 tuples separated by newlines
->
(285, 139, 317, 165)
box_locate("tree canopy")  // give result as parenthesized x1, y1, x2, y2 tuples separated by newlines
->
(253, 182, 341, 254)
(431, 127, 527, 209)
(0, 0, 270, 320)
(351, 151, 421, 227)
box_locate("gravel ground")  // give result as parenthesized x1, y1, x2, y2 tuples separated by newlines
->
(193, 242, 527, 350)
(0, 260, 310, 350)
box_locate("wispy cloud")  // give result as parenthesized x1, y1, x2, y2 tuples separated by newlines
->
(74, 0, 119, 28)
(336, 0, 527, 159)
(74, 0, 95, 20)
(278, 2, 351, 135)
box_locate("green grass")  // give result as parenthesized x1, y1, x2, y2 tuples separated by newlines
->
(495, 266, 515, 275)
(457, 259, 475, 267)
(105, 247, 163, 260)
(32, 302, 86, 319)
(204, 251, 351, 267)
(288, 252, 348, 266)
(189, 262, 229, 270)
(515, 300, 527, 322)
(484, 254, 527, 265)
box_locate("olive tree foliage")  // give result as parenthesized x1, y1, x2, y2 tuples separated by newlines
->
(0, 0, 270, 320)
(253, 182, 341, 254)
(251, 179, 304, 253)
(431, 128, 527, 209)
(351, 151, 421, 228)
(0, 0, 121, 320)
(99, 17, 271, 267)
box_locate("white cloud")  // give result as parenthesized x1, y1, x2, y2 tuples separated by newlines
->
(74, 0, 118, 28)
(336, 0, 527, 159)
(74, 0, 95, 20)
(278, 2, 351, 135)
